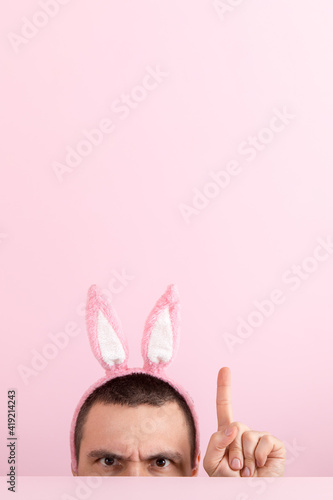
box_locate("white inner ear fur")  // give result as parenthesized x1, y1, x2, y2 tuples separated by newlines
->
(148, 307, 173, 363)
(97, 310, 126, 366)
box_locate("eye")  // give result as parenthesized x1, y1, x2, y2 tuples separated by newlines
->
(154, 457, 171, 468)
(99, 456, 119, 467)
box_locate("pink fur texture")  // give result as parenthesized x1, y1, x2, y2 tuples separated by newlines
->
(70, 284, 200, 474)
(86, 284, 129, 373)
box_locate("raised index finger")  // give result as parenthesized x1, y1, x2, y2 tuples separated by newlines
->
(216, 366, 233, 430)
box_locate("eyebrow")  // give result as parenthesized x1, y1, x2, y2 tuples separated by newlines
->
(87, 449, 183, 463)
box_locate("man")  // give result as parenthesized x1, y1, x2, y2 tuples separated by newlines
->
(71, 367, 285, 477)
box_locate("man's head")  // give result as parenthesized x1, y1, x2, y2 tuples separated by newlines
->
(70, 284, 201, 475)
(72, 373, 200, 476)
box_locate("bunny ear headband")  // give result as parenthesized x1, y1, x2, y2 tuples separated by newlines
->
(70, 284, 200, 473)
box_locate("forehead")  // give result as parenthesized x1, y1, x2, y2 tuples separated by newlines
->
(80, 401, 191, 458)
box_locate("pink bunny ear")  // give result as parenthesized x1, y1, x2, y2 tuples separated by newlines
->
(141, 284, 180, 374)
(86, 285, 129, 373)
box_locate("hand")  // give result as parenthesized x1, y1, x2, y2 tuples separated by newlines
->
(203, 367, 286, 477)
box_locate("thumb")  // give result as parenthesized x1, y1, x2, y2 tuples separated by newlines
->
(203, 425, 238, 476)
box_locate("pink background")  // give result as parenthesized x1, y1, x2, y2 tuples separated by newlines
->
(1, 0, 332, 478)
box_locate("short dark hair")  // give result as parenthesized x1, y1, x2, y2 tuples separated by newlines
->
(74, 373, 196, 469)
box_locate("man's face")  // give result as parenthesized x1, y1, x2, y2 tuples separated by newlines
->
(73, 401, 200, 476)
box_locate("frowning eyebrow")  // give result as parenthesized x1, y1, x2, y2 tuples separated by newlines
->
(87, 449, 183, 462)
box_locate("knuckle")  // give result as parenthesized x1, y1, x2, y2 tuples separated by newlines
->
(244, 455, 256, 465)
(209, 431, 226, 450)
(261, 434, 273, 444)
(229, 442, 243, 454)
(231, 421, 248, 432)
(242, 431, 258, 446)
(211, 430, 222, 442)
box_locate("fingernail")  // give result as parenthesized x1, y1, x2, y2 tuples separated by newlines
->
(231, 458, 241, 470)
(242, 466, 251, 477)
(225, 426, 234, 436)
